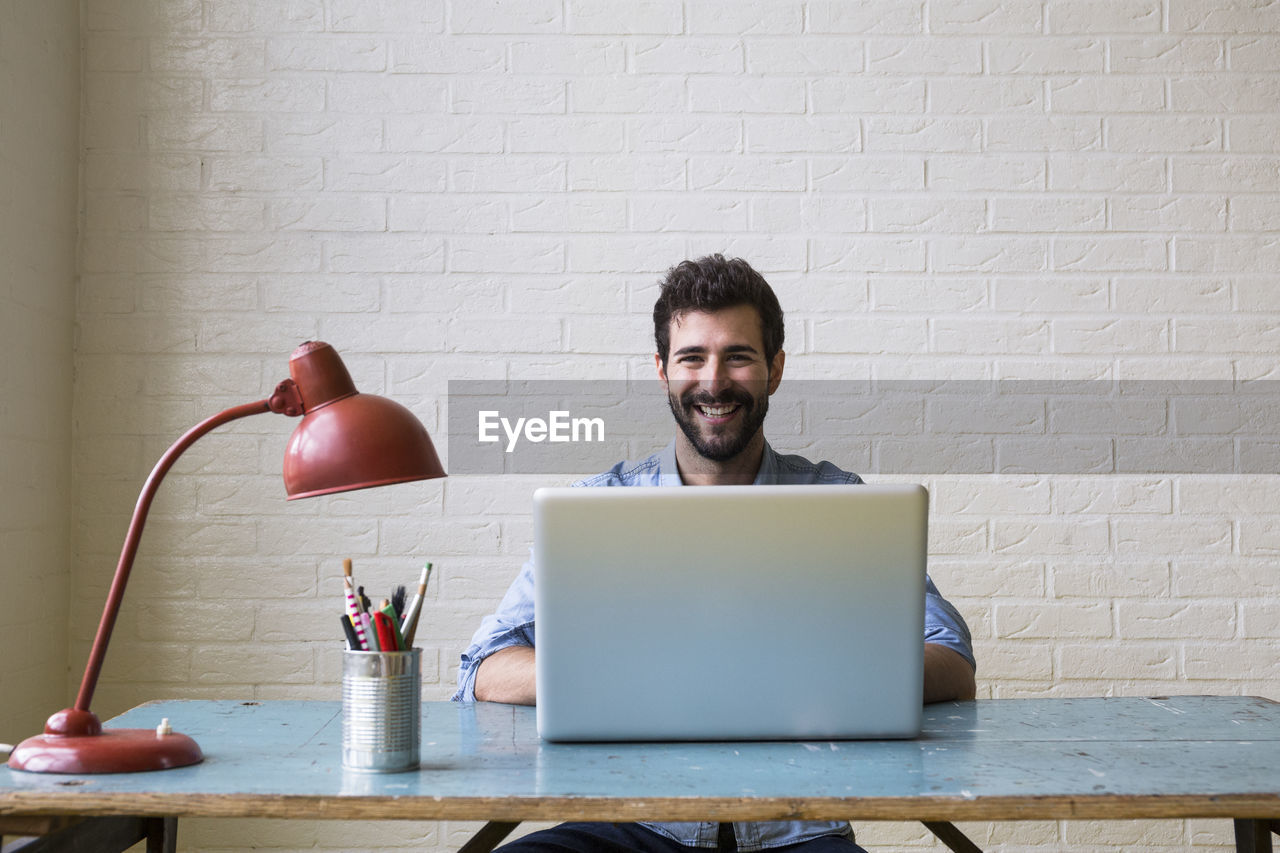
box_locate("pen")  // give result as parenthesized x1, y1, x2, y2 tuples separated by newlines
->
(339, 614, 360, 650)
(372, 611, 397, 652)
(379, 599, 407, 651)
(401, 563, 432, 648)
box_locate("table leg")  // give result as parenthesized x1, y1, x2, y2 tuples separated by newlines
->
(1234, 818, 1276, 853)
(145, 817, 178, 853)
(922, 821, 985, 853)
(457, 821, 521, 853)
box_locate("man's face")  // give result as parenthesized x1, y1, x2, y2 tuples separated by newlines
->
(656, 305, 784, 463)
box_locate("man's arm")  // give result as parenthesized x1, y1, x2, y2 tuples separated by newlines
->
(923, 642, 976, 703)
(473, 645, 537, 705)
(476, 644, 974, 706)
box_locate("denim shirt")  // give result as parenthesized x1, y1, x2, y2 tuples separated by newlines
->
(454, 439, 976, 851)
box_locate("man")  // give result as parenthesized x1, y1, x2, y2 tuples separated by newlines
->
(454, 255, 976, 852)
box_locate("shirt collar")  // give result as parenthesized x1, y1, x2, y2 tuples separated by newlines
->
(657, 437, 779, 486)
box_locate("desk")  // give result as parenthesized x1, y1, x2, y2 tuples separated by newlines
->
(2, 696, 1278, 853)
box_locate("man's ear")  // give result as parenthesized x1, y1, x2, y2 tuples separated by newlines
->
(767, 350, 785, 395)
(655, 352, 668, 386)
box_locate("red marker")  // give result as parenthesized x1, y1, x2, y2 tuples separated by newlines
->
(372, 611, 398, 652)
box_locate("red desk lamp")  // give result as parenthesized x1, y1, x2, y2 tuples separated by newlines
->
(7, 341, 445, 774)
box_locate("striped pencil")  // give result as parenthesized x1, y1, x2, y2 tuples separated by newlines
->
(342, 560, 369, 650)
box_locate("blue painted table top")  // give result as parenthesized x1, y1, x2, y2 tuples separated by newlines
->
(2, 696, 1278, 822)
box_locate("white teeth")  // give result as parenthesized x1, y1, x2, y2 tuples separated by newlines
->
(698, 405, 737, 417)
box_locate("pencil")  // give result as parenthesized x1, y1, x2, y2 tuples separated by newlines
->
(341, 559, 369, 650)
(343, 576, 369, 650)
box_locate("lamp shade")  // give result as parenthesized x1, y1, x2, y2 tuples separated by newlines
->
(284, 394, 445, 498)
(281, 341, 446, 499)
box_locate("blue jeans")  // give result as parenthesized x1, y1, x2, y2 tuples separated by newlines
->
(494, 822, 868, 853)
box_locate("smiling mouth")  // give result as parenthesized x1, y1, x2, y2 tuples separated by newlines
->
(696, 403, 741, 420)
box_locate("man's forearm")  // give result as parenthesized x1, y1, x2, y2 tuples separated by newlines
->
(923, 643, 977, 703)
(473, 645, 537, 705)
(475, 643, 970, 706)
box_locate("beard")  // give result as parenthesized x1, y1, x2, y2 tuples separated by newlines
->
(667, 382, 770, 463)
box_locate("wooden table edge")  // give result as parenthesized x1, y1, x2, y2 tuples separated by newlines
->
(3, 793, 1279, 823)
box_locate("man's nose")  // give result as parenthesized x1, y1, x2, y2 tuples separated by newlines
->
(701, 359, 732, 394)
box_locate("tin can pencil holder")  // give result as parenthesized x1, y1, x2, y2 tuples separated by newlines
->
(342, 648, 421, 772)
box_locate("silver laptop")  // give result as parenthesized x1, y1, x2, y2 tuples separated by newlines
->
(533, 484, 927, 741)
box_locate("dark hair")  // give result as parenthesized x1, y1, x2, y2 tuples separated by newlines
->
(652, 254, 784, 367)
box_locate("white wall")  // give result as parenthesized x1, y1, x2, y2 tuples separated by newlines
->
(0, 0, 78, 742)
(72, 1, 1278, 851)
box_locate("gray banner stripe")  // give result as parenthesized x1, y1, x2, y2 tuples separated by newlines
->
(446, 380, 1280, 476)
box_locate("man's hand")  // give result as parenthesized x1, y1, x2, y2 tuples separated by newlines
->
(473, 645, 537, 705)
(923, 643, 977, 703)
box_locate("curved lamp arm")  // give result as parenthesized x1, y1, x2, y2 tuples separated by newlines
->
(74, 393, 297, 714)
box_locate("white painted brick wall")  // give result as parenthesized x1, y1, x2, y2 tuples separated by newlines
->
(61, 0, 1280, 849)
(0, 0, 78, 744)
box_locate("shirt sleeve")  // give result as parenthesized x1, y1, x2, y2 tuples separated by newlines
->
(452, 553, 537, 702)
(923, 575, 976, 673)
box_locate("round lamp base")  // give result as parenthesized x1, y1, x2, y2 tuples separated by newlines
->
(8, 729, 203, 774)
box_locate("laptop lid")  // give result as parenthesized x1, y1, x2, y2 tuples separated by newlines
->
(533, 483, 927, 742)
